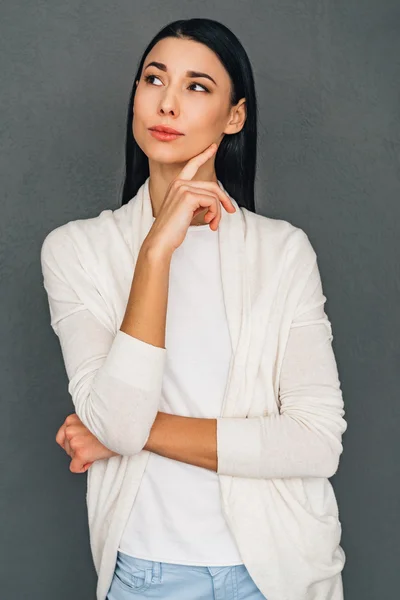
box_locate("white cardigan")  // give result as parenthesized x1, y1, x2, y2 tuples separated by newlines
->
(40, 176, 348, 600)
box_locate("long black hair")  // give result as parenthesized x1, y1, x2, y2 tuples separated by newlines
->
(120, 18, 258, 213)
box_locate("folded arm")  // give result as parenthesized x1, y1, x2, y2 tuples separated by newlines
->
(216, 258, 348, 479)
(41, 230, 167, 456)
(144, 256, 347, 479)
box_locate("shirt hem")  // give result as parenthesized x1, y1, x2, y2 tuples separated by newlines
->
(116, 547, 244, 567)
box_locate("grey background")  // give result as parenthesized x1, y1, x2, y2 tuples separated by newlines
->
(1, 1, 399, 598)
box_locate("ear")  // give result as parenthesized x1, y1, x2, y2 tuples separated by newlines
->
(224, 98, 247, 135)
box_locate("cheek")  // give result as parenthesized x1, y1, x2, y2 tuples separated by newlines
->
(133, 84, 158, 117)
(131, 107, 147, 152)
(189, 102, 225, 133)
(133, 93, 147, 120)
(132, 96, 151, 139)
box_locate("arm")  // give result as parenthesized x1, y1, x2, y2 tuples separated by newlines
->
(143, 257, 347, 479)
(143, 411, 218, 472)
(216, 258, 348, 479)
(41, 229, 171, 456)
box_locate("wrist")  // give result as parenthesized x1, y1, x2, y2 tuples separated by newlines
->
(141, 237, 173, 263)
(143, 411, 169, 453)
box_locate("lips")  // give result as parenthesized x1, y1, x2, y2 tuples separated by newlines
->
(149, 125, 184, 135)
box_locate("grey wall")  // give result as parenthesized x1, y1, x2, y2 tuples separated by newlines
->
(1, 1, 399, 598)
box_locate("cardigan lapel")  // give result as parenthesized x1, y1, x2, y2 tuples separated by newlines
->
(127, 176, 252, 419)
(214, 179, 253, 419)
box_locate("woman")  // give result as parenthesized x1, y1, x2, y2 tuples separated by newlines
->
(41, 18, 347, 600)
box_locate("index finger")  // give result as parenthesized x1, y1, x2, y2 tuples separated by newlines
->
(178, 143, 217, 181)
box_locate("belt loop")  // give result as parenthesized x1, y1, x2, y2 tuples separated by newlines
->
(151, 560, 161, 583)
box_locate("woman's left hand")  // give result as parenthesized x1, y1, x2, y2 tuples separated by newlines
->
(55, 413, 119, 473)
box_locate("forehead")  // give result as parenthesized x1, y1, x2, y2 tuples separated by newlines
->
(145, 37, 227, 80)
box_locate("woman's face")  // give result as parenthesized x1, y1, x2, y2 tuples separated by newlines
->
(132, 37, 245, 164)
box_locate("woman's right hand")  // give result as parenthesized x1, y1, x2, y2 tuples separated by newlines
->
(145, 143, 237, 256)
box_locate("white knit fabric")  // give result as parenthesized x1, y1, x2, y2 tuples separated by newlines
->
(40, 176, 347, 600)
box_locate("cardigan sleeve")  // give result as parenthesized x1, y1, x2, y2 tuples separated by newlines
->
(216, 250, 347, 480)
(40, 230, 167, 456)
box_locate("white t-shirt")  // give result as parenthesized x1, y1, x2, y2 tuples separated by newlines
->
(118, 217, 243, 565)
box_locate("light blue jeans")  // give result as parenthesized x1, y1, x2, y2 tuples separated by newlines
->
(106, 551, 268, 599)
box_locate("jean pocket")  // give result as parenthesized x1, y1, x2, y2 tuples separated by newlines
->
(114, 554, 153, 593)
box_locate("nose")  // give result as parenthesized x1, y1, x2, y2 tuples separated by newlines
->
(160, 105, 176, 116)
(158, 91, 179, 117)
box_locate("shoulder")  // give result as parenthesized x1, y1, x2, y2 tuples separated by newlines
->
(241, 209, 321, 310)
(242, 208, 317, 265)
(40, 203, 131, 268)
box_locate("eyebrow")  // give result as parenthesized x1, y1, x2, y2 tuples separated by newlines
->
(143, 61, 217, 86)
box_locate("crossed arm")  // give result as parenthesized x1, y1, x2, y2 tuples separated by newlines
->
(143, 411, 217, 471)
(58, 409, 217, 473)
(57, 287, 347, 480)
(43, 231, 347, 480)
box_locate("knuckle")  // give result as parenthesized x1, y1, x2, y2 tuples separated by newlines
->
(72, 445, 83, 458)
(172, 178, 182, 189)
(183, 189, 196, 204)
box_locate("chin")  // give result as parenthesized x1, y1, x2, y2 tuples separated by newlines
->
(146, 145, 194, 165)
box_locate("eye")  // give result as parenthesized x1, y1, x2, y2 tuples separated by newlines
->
(188, 82, 210, 93)
(143, 74, 210, 93)
(144, 74, 163, 86)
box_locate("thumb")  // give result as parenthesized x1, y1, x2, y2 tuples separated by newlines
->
(69, 456, 86, 474)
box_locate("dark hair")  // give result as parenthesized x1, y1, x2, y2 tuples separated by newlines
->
(120, 17, 258, 213)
